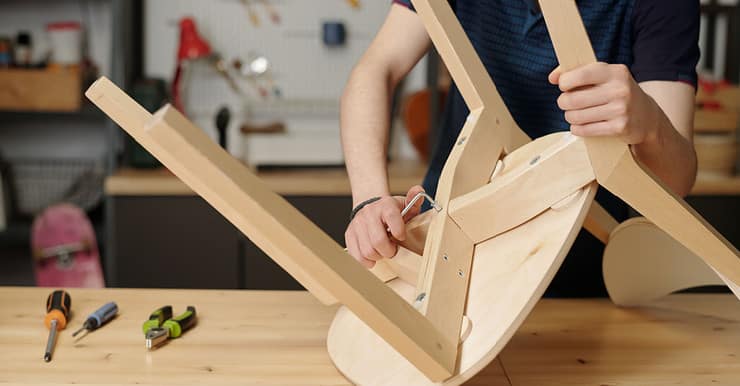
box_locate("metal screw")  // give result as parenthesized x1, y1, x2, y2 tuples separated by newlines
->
(415, 293, 426, 303)
(442, 254, 448, 261)
(529, 155, 541, 165)
(457, 136, 467, 146)
(458, 270, 464, 277)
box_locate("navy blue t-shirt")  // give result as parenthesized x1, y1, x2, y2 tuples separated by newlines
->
(392, 0, 700, 296)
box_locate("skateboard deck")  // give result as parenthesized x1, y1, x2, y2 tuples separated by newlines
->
(31, 203, 105, 288)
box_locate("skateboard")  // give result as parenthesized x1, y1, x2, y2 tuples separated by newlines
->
(31, 203, 105, 288)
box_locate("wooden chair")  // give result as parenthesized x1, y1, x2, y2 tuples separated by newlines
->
(86, 0, 739, 384)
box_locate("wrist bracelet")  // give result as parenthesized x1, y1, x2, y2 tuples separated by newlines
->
(350, 196, 382, 221)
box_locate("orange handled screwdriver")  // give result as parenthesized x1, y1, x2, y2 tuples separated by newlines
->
(44, 290, 71, 362)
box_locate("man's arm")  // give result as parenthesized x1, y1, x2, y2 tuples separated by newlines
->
(633, 80, 697, 195)
(341, 4, 430, 267)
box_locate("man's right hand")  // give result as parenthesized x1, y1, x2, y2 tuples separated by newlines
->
(345, 185, 425, 268)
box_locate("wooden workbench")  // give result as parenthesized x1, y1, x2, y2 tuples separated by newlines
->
(1, 288, 738, 385)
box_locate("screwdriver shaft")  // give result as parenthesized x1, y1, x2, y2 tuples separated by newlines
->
(71, 325, 86, 337)
(44, 319, 58, 362)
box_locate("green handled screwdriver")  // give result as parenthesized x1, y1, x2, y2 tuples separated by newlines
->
(72, 302, 118, 337)
(145, 306, 197, 350)
(44, 290, 71, 362)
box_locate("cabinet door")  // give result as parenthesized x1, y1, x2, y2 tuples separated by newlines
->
(113, 196, 242, 289)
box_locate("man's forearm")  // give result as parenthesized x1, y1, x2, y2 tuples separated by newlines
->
(632, 97, 697, 197)
(340, 64, 396, 206)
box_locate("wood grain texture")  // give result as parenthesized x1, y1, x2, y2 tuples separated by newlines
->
(414, 110, 498, 369)
(1, 288, 737, 385)
(449, 133, 595, 243)
(500, 294, 740, 386)
(328, 182, 597, 385)
(85, 77, 336, 306)
(603, 217, 725, 306)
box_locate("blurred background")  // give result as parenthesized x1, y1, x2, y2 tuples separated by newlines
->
(0, 0, 737, 293)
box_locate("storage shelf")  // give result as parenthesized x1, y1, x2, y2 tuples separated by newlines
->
(0, 68, 82, 113)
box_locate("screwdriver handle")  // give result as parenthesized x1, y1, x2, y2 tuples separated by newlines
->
(45, 290, 71, 330)
(163, 306, 197, 338)
(87, 302, 118, 329)
(142, 305, 173, 335)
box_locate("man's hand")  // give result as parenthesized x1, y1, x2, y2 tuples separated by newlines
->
(345, 185, 425, 268)
(549, 62, 661, 146)
(549, 62, 698, 197)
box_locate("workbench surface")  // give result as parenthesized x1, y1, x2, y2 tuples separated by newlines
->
(1, 288, 738, 385)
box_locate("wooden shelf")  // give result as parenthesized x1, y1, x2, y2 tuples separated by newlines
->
(0, 67, 82, 112)
(105, 160, 428, 196)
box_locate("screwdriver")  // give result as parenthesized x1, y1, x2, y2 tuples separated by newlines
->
(44, 290, 71, 362)
(145, 306, 197, 350)
(71, 302, 118, 337)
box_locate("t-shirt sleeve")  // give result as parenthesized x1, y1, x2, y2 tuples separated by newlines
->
(631, 0, 700, 87)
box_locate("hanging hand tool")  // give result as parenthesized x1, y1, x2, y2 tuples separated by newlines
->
(71, 301, 118, 337)
(44, 290, 71, 362)
(144, 306, 197, 350)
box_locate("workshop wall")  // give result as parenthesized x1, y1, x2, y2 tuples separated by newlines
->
(144, 0, 424, 164)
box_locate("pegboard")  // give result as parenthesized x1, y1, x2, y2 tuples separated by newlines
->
(144, 0, 424, 164)
(144, 0, 417, 103)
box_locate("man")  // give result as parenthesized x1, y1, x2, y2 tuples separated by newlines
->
(341, 0, 699, 296)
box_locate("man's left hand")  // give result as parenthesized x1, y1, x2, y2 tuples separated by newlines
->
(549, 62, 660, 146)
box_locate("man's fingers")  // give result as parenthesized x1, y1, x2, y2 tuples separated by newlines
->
(558, 62, 610, 92)
(357, 226, 383, 262)
(557, 83, 613, 111)
(570, 120, 622, 138)
(402, 185, 426, 221)
(368, 219, 398, 258)
(345, 229, 373, 267)
(548, 65, 561, 85)
(383, 208, 406, 241)
(564, 102, 623, 126)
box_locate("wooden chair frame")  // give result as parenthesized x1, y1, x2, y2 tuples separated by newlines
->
(86, 0, 739, 383)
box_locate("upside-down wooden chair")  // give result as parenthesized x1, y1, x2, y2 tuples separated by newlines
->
(86, 0, 739, 384)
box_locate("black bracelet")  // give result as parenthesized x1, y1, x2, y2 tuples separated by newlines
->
(349, 196, 382, 221)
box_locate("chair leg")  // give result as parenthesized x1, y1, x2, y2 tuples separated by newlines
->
(599, 150, 740, 298)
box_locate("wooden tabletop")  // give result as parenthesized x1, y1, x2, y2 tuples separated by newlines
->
(105, 164, 740, 197)
(1, 288, 738, 385)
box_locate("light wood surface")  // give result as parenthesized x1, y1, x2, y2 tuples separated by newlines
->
(449, 133, 595, 243)
(88, 78, 456, 381)
(0, 67, 81, 112)
(3, 287, 738, 385)
(329, 180, 596, 385)
(603, 217, 725, 306)
(87, 77, 337, 305)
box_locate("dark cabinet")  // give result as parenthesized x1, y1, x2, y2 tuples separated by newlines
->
(111, 195, 351, 289)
